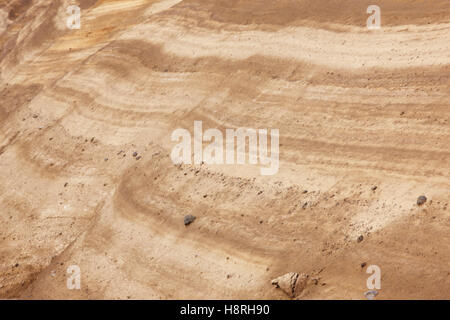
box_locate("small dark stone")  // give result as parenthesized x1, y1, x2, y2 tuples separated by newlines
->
(357, 235, 364, 243)
(64, 182, 68, 187)
(136, 156, 141, 160)
(361, 262, 367, 268)
(371, 186, 377, 191)
(14, 263, 19, 268)
(417, 195, 427, 206)
(302, 190, 308, 194)
(184, 215, 196, 226)
(133, 152, 138, 157)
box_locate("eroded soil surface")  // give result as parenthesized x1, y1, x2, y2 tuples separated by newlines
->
(0, 0, 449, 299)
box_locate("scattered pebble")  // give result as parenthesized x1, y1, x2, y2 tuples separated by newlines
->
(357, 235, 364, 243)
(371, 186, 377, 191)
(417, 195, 427, 206)
(184, 215, 196, 226)
(132, 152, 138, 157)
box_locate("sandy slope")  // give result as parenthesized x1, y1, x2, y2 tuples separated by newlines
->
(0, 0, 449, 299)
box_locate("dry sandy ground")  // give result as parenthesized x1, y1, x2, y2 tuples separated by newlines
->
(0, 0, 449, 299)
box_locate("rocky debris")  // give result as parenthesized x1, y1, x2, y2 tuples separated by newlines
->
(310, 277, 320, 285)
(371, 186, 377, 191)
(302, 190, 308, 194)
(364, 290, 378, 300)
(32, 114, 38, 118)
(417, 195, 427, 206)
(271, 272, 309, 298)
(132, 152, 138, 157)
(361, 262, 367, 268)
(136, 156, 141, 160)
(184, 215, 196, 226)
(357, 235, 364, 243)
